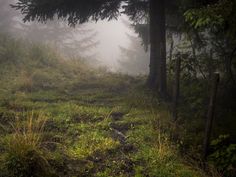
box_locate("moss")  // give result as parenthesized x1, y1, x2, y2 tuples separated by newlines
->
(68, 131, 120, 159)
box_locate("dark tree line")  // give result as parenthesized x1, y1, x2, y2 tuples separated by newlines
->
(11, 0, 236, 96)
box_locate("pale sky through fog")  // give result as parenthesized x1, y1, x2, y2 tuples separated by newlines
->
(89, 16, 136, 70)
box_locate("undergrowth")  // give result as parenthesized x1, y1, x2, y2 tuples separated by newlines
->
(0, 33, 220, 177)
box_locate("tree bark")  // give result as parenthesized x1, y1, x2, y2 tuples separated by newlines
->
(172, 56, 181, 121)
(203, 73, 220, 160)
(148, 0, 167, 96)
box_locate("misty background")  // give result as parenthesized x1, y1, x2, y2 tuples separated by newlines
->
(0, 0, 149, 75)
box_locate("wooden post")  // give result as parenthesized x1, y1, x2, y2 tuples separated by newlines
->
(172, 56, 181, 121)
(203, 73, 220, 160)
(208, 49, 213, 81)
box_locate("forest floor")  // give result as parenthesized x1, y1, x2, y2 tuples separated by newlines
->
(0, 34, 210, 177)
(0, 74, 208, 177)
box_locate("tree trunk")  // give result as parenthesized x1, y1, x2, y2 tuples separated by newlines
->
(203, 73, 220, 160)
(172, 56, 181, 121)
(148, 0, 167, 96)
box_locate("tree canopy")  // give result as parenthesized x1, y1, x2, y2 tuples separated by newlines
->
(12, 0, 149, 25)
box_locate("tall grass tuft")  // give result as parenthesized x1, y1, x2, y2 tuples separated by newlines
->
(8, 112, 46, 151)
(3, 112, 54, 177)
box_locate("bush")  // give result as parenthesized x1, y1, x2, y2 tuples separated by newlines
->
(208, 135, 236, 176)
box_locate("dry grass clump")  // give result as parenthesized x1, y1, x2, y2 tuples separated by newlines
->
(3, 112, 54, 177)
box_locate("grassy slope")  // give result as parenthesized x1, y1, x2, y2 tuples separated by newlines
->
(0, 34, 208, 177)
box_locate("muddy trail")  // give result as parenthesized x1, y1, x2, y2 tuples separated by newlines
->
(62, 111, 137, 177)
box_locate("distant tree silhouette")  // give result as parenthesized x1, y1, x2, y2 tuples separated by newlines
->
(118, 34, 149, 75)
(0, 0, 98, 59)
(21, 21, 99, 58)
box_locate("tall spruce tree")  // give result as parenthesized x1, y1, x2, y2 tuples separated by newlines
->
(12, 0, 167, 94)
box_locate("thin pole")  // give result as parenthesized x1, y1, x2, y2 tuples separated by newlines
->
(172, 56, 181, 121)
(203, 73, 220, 160)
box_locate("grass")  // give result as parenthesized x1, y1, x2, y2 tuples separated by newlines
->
(68, 130, 120, 159)
(0, 33, 216, 177)
(1, 112, 54, 177)
(8, 112, 47, 150)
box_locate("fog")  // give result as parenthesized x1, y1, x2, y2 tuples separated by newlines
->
(89, 17, 135, 70)
(0, 0, 149, 74)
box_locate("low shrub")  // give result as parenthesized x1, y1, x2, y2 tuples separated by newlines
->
(208, 135, 236, 176)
